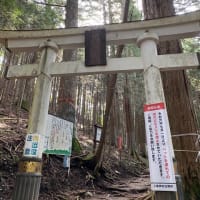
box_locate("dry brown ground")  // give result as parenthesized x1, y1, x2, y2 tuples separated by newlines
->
(0, 106, 151, 200)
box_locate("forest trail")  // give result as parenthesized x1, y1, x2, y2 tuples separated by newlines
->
(38, 166, 150, 200)
(88, 176, 150, 200)
(0, 106, 150, 200)
(39, 175, 151, 200)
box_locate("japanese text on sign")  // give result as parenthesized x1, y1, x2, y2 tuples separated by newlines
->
(43, 114, 73, 156)
(24, 134, 43, 158)
(144, 102, 176, 191)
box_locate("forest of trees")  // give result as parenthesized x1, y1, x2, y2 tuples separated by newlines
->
(0, 0, 200, 199)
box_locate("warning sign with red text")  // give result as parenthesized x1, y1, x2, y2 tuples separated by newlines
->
(144, 102, 176, 191)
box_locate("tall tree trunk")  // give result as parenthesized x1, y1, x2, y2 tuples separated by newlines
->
(76, 78, 82, 127)
(81, 85, 86, 132)
(123, 74, 135, 154)
(112, 91, 120, 147)
(143, 0, 200, 198)
(94, 0, 130, 173)
(57, 0, 78, 124)
(131, 72, 146, 156)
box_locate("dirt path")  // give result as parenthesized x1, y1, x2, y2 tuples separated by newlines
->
(0, 108, 151, 200)
(88, 175, 150, 200)
(43, 175, 151, 200)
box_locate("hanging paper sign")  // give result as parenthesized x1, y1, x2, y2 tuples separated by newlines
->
(94, 125, 102, 142)
(43, 114, 73, 156)
(144, 102, 177, 191)
(24, 134, 43, 158)
(96, 127, 102, 142)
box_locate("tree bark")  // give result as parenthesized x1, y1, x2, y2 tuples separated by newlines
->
(57, 0, 78, 124)
(124, 74, 135, 154)
(142, 0, 200, 198)
(94, 0, 130, 173)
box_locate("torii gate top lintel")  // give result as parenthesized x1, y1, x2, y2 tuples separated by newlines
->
(0, 10, 199, 51)
(2, 10, 200, 79)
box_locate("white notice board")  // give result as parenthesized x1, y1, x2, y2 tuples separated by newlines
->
(43, 114, 73, 156)
(96, 127, 102, 142)
(144, 102, 176, 191)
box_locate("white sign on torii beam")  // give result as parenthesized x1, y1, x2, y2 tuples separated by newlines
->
(1, 10, 199, 200)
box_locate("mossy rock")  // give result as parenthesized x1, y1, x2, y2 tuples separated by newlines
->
(82, 152, 95, 161)
(21, 100, 30, 111)
(72, 137, 82, 153)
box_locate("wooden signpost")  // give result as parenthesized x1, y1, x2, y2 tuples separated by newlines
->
(0, 10, 199, 200)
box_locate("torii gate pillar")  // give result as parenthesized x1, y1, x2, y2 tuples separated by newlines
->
(137, 33, 177, 200)
(13, 41, 59, 200)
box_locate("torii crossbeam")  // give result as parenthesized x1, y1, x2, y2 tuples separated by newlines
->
(0, 10, 199, 51)
(3, 10, 200, 78)
(0, 10, 200, 200)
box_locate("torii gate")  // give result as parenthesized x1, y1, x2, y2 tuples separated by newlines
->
(1, 10, 199, 200)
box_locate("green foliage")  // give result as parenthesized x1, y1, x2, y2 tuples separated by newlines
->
(72, 137, 82, 153)
(21, 100, 30, 111)
(122, 1, 141, 57)
(128, 0, 142, 21)
(182, 37, 200, 89)
(0, 0, 20, 29)
(79, 0, 142, 26)
(182, 38, 200, 53)
(82, 152, 94, 161)
(183, 37, 200, 129)
(0, 0, 63, 29)
(122, 44, 140, 57)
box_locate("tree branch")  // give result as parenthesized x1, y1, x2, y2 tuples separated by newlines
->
(33, 0, 66, 8)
